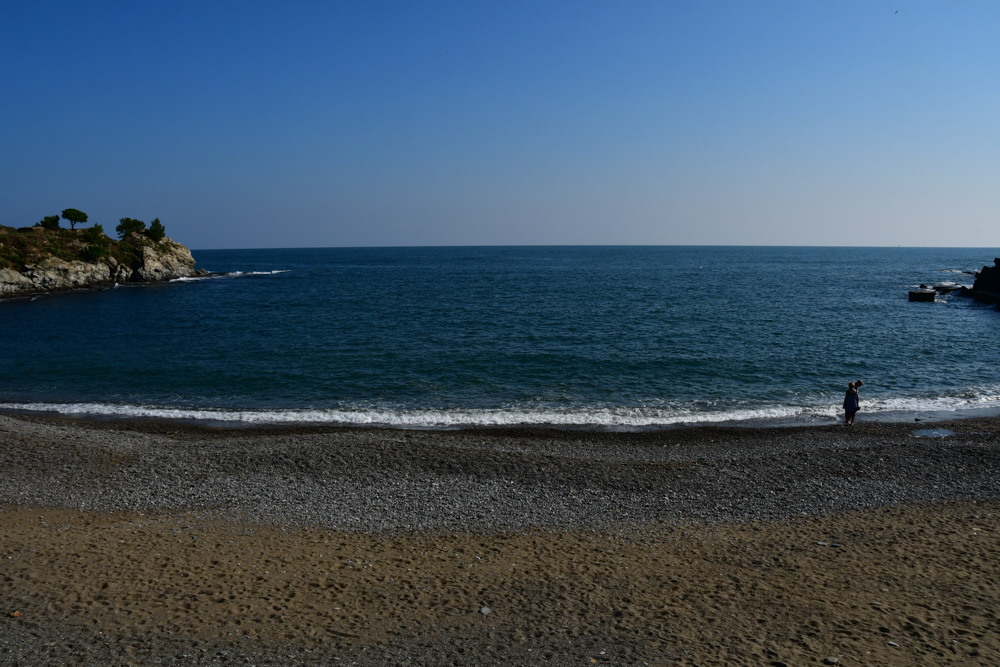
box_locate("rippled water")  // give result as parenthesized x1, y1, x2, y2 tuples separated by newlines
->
(1, 246, 998, 427)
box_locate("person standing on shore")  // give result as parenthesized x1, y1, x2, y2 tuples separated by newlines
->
(844, 382, 859, 426)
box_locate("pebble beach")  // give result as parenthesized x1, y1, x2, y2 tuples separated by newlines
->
(1, 412, 999, 665)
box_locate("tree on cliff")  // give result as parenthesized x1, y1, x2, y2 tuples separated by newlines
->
(145, 218, 166, 242)
(35, 215, 61, 230)
(116, 217, 146, 239)
(61, 208, 88, 230)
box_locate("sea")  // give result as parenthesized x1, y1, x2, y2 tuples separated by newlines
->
(1, 246, 998, 429)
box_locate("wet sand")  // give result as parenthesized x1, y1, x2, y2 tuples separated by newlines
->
(1, 414, 999, 665)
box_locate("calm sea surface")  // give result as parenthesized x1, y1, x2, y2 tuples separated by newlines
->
(1, 246, 998, 427)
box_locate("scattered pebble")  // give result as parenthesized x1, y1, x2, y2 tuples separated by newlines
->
(1, 413, 997, 534)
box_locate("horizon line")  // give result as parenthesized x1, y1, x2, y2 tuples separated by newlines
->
(190, 243, 1000, 252)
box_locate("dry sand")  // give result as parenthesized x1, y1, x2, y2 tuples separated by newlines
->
(1, 415, 999, 665)
(4, 502, 999, 665)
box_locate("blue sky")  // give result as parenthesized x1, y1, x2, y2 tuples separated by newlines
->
(2, 1, 998, 248)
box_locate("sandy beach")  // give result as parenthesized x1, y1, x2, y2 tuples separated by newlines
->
(2, 413, 999, 665)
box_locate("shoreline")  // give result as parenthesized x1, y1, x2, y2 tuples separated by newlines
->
(4, 403, 1000, 439)
(3, 400, 1000, 435)
(2, 411, 999, 664)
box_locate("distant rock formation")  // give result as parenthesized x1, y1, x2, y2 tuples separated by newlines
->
(959, 258, 1000, 304)
(972, 258, 1000, 293)
(0, 226, 204, 298)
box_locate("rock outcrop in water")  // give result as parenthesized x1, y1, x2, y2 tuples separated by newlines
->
(0, 226, 204, 298)
(959, 258, 1000, 304)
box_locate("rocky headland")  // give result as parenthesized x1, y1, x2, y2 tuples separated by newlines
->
(0, 225, 203, 298)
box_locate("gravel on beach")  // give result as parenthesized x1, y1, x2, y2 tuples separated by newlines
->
(1, 413, 999, 665)
(2, 414, 1000, 530)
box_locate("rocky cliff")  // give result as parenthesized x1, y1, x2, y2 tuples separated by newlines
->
(971, 258, 1000, 294)
(958, 257, 1000, 305)
(0, 226, 203, 298)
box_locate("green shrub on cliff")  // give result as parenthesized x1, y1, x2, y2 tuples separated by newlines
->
(145, 218, 166, 242)
(2, 218, 188, 276)
(82, 244, 108, 261)
(2, 223, 114, 268)
(116, 217, 146, 239)
(61, 208, 88, 230)
(83, 224, 108, 244)
(35, 215, 61, 230)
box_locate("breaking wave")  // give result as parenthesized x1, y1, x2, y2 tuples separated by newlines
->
(4, 390, 1000, 429)
(171, 270, 290, 282)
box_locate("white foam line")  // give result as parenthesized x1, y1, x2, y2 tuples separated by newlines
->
(170, 270, 291, 283)
(236, 270, 291, 276)
(0, 401, 807, 426)
(3, 393, 1000, 427)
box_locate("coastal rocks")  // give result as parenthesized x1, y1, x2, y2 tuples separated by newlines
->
(918, 282, 963, 293)
(133, 236, 197, 282)
(911, 281, 967, 302)
(960, 257, 1000, 304)
(2, 257, 112, 295)
(107, 256, 133, 283)
(908, 289, 935, 302)
(0, 234, 200, 298)
(973, 258, 1000, 292)
(0, 268, 35, 295)
(22, 256, 112, 290)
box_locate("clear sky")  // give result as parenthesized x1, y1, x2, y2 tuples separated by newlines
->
(2, 1, 998, 249)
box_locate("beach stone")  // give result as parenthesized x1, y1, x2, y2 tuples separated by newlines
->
(479, 606, 491, 615)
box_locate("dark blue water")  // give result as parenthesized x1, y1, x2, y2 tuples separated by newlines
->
(1, 246, 998, 427)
